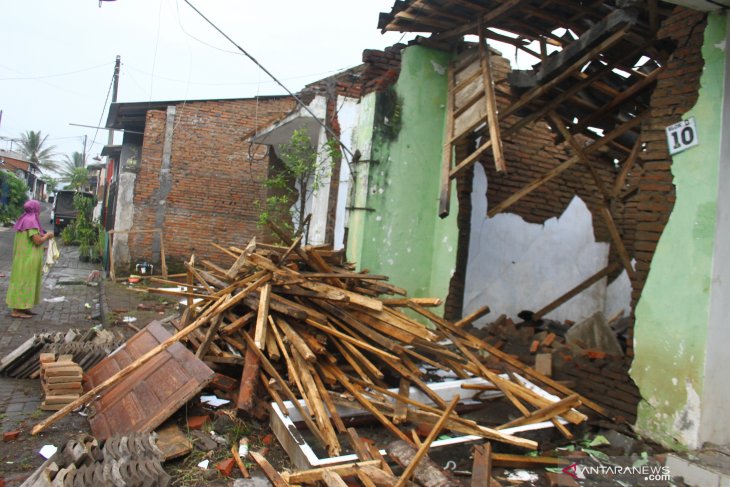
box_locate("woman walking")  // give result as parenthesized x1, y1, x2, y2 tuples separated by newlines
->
(6, 200, 54, 319)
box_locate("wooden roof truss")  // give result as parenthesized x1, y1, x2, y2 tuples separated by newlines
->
(380, 0, 675, 299)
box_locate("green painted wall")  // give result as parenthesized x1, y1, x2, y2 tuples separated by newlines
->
(631, 12, 727, 450)
(347, 45, 458, 302)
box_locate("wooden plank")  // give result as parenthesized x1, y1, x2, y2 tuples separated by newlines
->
(440, 64, 456, 217)
(226, 238, 255, 280)
(612, 136, 642, 197)
(237, 340, 260, 413)
(392, 397, 459, 487)
(533, 262, 620, 320)
(325, 364, 414, 446)
(322, 470, 351, 487)
(238, 330, 329, 449)
(196, 315, 224, 359)
(487, 112, 648, 218)
(498, 394, 581, 430)
(249, 451, 290, 487)
(275, 316, 316, 363)
(454, 305, 491, 328)
(471, 443, 492, 487)
(600, 206, 634, 279)
(232, 444, 251, 478)
(254, 283, 271, 349)
(479, 21, 505, 173)
(394, 378, 410, 425)
(283, 461, 381, 484)
(292, 348, 341, 456)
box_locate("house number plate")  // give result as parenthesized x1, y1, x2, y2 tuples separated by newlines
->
(666, 117, 699, 155)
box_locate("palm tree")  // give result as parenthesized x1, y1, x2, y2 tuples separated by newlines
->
(57, 152, 89, 190)
(18, 130, 58, 172)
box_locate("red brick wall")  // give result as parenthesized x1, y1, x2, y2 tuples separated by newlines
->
(629, 8, 707, 312)
(128, 97, 296, 267)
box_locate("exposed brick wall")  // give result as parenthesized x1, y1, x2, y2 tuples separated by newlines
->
(629, 8, 707, 313)
(361, 44, 405, 95)
(479, 52, 621, 249)
(127, 97, 296, 268)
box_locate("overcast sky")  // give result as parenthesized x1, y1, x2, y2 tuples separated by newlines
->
(0, 0, 422, 170)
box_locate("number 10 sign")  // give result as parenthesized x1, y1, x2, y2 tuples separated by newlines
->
(665, 117, 699, 155)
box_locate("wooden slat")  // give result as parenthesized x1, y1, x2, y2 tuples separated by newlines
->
(487, 112, 648, 217)
(533, 262, 620, 320)
(254, 283, 271, 349)
(393, 396, 460, 487)
(440, 64, 456, 217)
(479, 20, 505, 173)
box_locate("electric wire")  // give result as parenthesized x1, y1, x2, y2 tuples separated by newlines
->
(0, 62, 109, 81)
(90, 70, 116, 158)
(182, 0, 355, 173)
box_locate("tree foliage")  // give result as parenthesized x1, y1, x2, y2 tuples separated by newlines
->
(0, 170, 29, 225)
(18, 130, 57, 173)
(256, 129, 338, 237)
(57, 152, 89, 190)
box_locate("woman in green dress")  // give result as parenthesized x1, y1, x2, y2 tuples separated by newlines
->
(6, 200, 54, 319)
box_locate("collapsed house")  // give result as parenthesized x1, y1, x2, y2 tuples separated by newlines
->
(342, 0, 729, 453)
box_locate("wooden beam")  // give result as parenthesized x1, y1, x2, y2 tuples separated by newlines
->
(600, 206, 635, 279)
(254, 283, 271, 349)
(612, 136, 642, 197)
(479, 20, 506, 173)
(282, 461, 381, 484)
(238, 330, 329, 449)
(570, 66, 663, 137)
(393, 396, 460, 487)
(498, 394, 581, 429)
(439, 64, 456, 218)
(488, 111, 648, 218)
(547, 112, 612, 202)
(454, 305, 491, 328)
(533, 262, 620, 320)
(249, 452, 290, 487)
(471, 443, 493, 487)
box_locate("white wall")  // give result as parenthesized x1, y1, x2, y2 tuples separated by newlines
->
(463, 163, 631, 325)
(333, 96, 360, 250)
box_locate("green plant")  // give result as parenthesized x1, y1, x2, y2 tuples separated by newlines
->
(61, 225, 76, 245)
(256, 129, 339, 237)
(0, 170, 29, 225)
(66, 192, 99, 260)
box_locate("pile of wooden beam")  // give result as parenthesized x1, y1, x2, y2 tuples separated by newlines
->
(142, 228, 607, 453)
(40, 354, 83, 411)
(30, 227, 607, 462)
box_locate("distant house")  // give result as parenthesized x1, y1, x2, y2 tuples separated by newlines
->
(102, 96, 296, 273)
(0, 149, 45, 201)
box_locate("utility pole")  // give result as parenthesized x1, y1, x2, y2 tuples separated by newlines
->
(82, 134, 87, 164)
(108, 55, 121, 146)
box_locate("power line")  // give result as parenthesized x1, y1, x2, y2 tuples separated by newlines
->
(182, 0, 355, 171)
(90, 69, 116, 154)
(0, 62, 109, 81)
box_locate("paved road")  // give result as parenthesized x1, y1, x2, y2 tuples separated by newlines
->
(0, 202, 102, 484)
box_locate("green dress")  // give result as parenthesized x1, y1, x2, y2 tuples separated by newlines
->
(6, 229, 43, 310)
